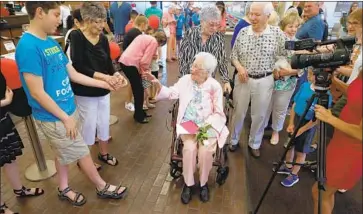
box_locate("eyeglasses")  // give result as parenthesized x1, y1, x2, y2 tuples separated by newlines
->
(93, 19, 106, 25)
(206, 21, 220, 28)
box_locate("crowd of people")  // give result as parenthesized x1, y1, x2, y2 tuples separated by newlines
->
(0, 1, 362, 214)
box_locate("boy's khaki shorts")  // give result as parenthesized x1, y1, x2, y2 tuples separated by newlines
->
(36, 111, 89, 165)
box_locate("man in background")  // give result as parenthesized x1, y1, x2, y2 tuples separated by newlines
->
(60, 1, 71, 35)
(145, 1, 164, 67)
(110, 2, 132, 43)
(145, 1, 163, 24)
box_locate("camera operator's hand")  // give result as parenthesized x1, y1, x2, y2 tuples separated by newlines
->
(336, 66, 352, 77)
(236, 65, 248, 83)
(315, 105, 333, 124)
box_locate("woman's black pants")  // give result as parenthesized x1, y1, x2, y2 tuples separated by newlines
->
(120, 63, 146, 122)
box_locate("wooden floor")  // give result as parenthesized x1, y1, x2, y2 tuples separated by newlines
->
(1, 59, 250, 214)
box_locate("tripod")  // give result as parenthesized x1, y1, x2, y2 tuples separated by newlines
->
(254, 72, 331, 214)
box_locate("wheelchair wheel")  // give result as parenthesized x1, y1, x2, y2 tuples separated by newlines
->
(216, 166, 229, 185)
(170, 160, 182, 179)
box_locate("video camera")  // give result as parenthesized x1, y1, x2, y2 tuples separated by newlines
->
(285, 36, 355, 69)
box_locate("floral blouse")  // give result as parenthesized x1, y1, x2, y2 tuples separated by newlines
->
(274, 37, 298, 91)
(181, 81, 217, 138)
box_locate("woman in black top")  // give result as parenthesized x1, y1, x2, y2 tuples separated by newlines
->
(70, 3, 127, 167)
(0, 72, 44, 214)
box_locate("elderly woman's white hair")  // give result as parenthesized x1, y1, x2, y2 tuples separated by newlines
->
(244, 2, 252, 15)
(199, 5, 221, 22)
(250, 2, 275, 16)
(194, 52, 218, 76)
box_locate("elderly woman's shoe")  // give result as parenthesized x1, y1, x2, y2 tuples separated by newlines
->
(181, 185, 193, 204)
(199, 184, 209, 203)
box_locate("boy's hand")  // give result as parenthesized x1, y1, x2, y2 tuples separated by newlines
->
(62, 115, 78, 140)
(296, 127, 305, 137)
(286, 124, 295, 134)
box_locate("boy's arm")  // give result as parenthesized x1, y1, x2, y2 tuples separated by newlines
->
(289, 103, 296, 125)
(298, 120, 318, 136)
(22, 73, 70, 122)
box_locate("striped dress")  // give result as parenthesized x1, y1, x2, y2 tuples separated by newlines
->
(0, 72, 24, 167)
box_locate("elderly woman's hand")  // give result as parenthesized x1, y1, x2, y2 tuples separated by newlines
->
(224, 82, 232, 93)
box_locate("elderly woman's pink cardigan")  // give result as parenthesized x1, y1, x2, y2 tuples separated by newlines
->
(156, 75, 229, 148)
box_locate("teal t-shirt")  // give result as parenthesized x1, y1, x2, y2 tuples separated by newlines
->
(293, 82, 332, 121)
(145, 6, 163, 21)
(15, 33, 76, 122)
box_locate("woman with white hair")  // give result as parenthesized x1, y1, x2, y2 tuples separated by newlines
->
(154, 52, 229, 204)
(179, 5, 232, 94)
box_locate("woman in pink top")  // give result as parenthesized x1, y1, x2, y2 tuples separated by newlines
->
(119, 31, 167, 123)
(216, 2, 226, 33)
(163, 6, 177, 62)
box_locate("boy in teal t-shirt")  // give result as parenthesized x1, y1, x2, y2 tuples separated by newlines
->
(16, 2, 128, 206)
(276, 68, 332, 187)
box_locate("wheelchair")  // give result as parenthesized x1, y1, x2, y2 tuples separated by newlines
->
(168, 92, 233, 185)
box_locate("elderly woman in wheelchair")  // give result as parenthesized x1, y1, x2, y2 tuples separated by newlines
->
(154, 52, 229, 204)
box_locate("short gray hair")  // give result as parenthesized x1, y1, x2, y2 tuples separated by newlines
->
(251, 2, 275, 16)
(200, 5, 221, 22)
(80, 2, 106, 21)
(195, 52, 218, 76)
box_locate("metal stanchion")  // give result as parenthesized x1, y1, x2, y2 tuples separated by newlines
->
(23, 116, 56, 181)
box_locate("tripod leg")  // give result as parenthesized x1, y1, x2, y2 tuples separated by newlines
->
(253, 94, 317, 214)
(314, 91, 331, 214)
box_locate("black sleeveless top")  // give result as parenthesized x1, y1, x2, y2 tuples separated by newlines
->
(0, 71, 7, 117)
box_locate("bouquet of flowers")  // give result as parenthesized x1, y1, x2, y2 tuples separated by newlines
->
(196, 124, 212, 146)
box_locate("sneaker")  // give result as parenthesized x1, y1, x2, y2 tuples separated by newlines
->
(158, 61, 164, 68)
(281, 174, 299, 187)
(338, 189, 347, 193)
(125, 102, 135, 112)
(273, 165, 292, 175)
